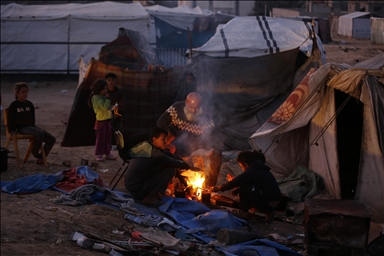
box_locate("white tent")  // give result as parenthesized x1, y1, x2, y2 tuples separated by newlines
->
(249, 54, 384, 222)
(1, 2, 150, 74)
(338, 12, 371, 39)
(190, 16, 326, 64)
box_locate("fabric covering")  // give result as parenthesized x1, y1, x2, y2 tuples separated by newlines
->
(0, 2, 150, 74)
(190, 16, 326, 64)
(249, 54, 384, 222)
(62, 46, 301, 150)
(218, 239, 302, 256)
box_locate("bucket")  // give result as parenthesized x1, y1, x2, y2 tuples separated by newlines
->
(1, 147, 9, 172)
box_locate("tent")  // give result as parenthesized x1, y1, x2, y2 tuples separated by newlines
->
(146, 5, 217, 49)
(98, 28, 162, 71)
(146, 5, 218, 68)
(248, 53, 384, 222)
(338, 12, 371, 39)
(190, 16, 326, 65)
(0, 2, 150, 74)
(371, 17, 384, 44)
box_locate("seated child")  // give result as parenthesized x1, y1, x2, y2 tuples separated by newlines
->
(7, 82, 56, 165)
(212, 150, 281, 222)
(124, 127, 191, 206)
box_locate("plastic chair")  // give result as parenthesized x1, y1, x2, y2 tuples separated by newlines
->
(3, 108, 47, 168)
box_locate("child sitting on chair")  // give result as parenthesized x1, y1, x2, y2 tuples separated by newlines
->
(212, 150, 281, 223)
(88, 79, 116, 162)
(7, 82, 56, 165)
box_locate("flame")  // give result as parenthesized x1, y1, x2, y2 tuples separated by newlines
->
(183, 170, 205, 189)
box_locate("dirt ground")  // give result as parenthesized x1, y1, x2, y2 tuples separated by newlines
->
(1, 36, 383, 256)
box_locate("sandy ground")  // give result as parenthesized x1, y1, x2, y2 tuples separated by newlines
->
(1, 36, 383, 255)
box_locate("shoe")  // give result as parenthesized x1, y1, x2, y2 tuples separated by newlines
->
(142, 191, 164, 207)
(106, 154, 117, 160)
(96, 155, 104, 162)
(36, 158, 44, 165)
(264, 211, 276, 223)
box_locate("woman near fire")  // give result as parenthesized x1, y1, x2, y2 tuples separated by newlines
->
(212, 150, 281, 223)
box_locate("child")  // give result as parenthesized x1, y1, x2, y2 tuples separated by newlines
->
(105, 72, 124, 131)
(88, 79, 117, 162)
(124, 127, 190, 206)
(7, 82, 56, 165)
(212, 150, 281, 222)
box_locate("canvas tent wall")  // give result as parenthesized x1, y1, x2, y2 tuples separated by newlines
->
(146, 5, 217, 68)
(371, 17, 384, 44)
(190, 16, 327, 65)
(248, 54, 384, 222)
(338, 11, 371, 39)
(0, 2, 150, 74)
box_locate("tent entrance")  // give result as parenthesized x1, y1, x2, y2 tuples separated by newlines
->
(335, 89, 363, 200)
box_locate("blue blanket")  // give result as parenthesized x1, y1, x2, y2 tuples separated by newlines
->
(1, 168, 302, 255)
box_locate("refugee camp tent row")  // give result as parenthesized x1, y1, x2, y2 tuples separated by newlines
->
(338, 11, 371, 39)
(62, 14, 324, 151)
(249, 53, 384, 222)
(0, 2, 150, 74)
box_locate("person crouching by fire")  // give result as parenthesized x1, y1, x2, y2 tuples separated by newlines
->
(212, 150, 281, 223)
(157, 92, 222, 187)
(124, 127, 191, 207)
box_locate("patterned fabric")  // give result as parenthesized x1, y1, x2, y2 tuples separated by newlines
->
(267, 68, 317, 125)
(167, 105, 214, 135)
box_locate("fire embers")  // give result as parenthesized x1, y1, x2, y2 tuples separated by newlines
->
(173, 170, 206, 202)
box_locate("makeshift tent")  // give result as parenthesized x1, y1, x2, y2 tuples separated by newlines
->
(338, 12, 371, 39)
(145, 5, 218, 68)
(62, 44, 316, 151)
(371, 17, 384, 44)
(61, 57, 195, 147)
(98, 28, 162, 71)
(249, 53, 384, 222)
(0, 2, 150, 74)
(190, 16, 327, 64)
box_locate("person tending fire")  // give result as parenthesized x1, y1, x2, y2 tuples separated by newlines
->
(157, 92, 222, 187)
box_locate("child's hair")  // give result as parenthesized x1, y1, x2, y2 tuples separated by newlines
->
(149, 127, 168, 142)
(105, 72, 117, 79)
(164, 126, 177, 137)
(14, 82, 29, 99)
(236, 150, 266, 166)
(87, 79, 107, 108)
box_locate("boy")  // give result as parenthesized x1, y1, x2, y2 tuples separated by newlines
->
(124, 127, 191, 206)
(212, 150, 281, 222)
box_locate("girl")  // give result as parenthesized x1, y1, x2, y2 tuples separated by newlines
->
(212, 150, 281, 222)
(88, 79, 116, 162)
(7, 82, 56, 165)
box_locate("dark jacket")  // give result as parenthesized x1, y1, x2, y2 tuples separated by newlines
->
(7, 100, 35, 133)
(125, 141, 189, 192)
(219, 160, 281, 203)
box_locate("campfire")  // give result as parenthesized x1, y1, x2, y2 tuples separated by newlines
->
(183, 170, 205, 201)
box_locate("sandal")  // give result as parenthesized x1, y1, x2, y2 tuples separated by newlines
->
(96, 155, 104, 162)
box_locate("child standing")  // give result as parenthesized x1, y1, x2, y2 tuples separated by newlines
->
(7, 82, 56, 165)
(88, 79, 116, 162)
(212, 150, 281, 222)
